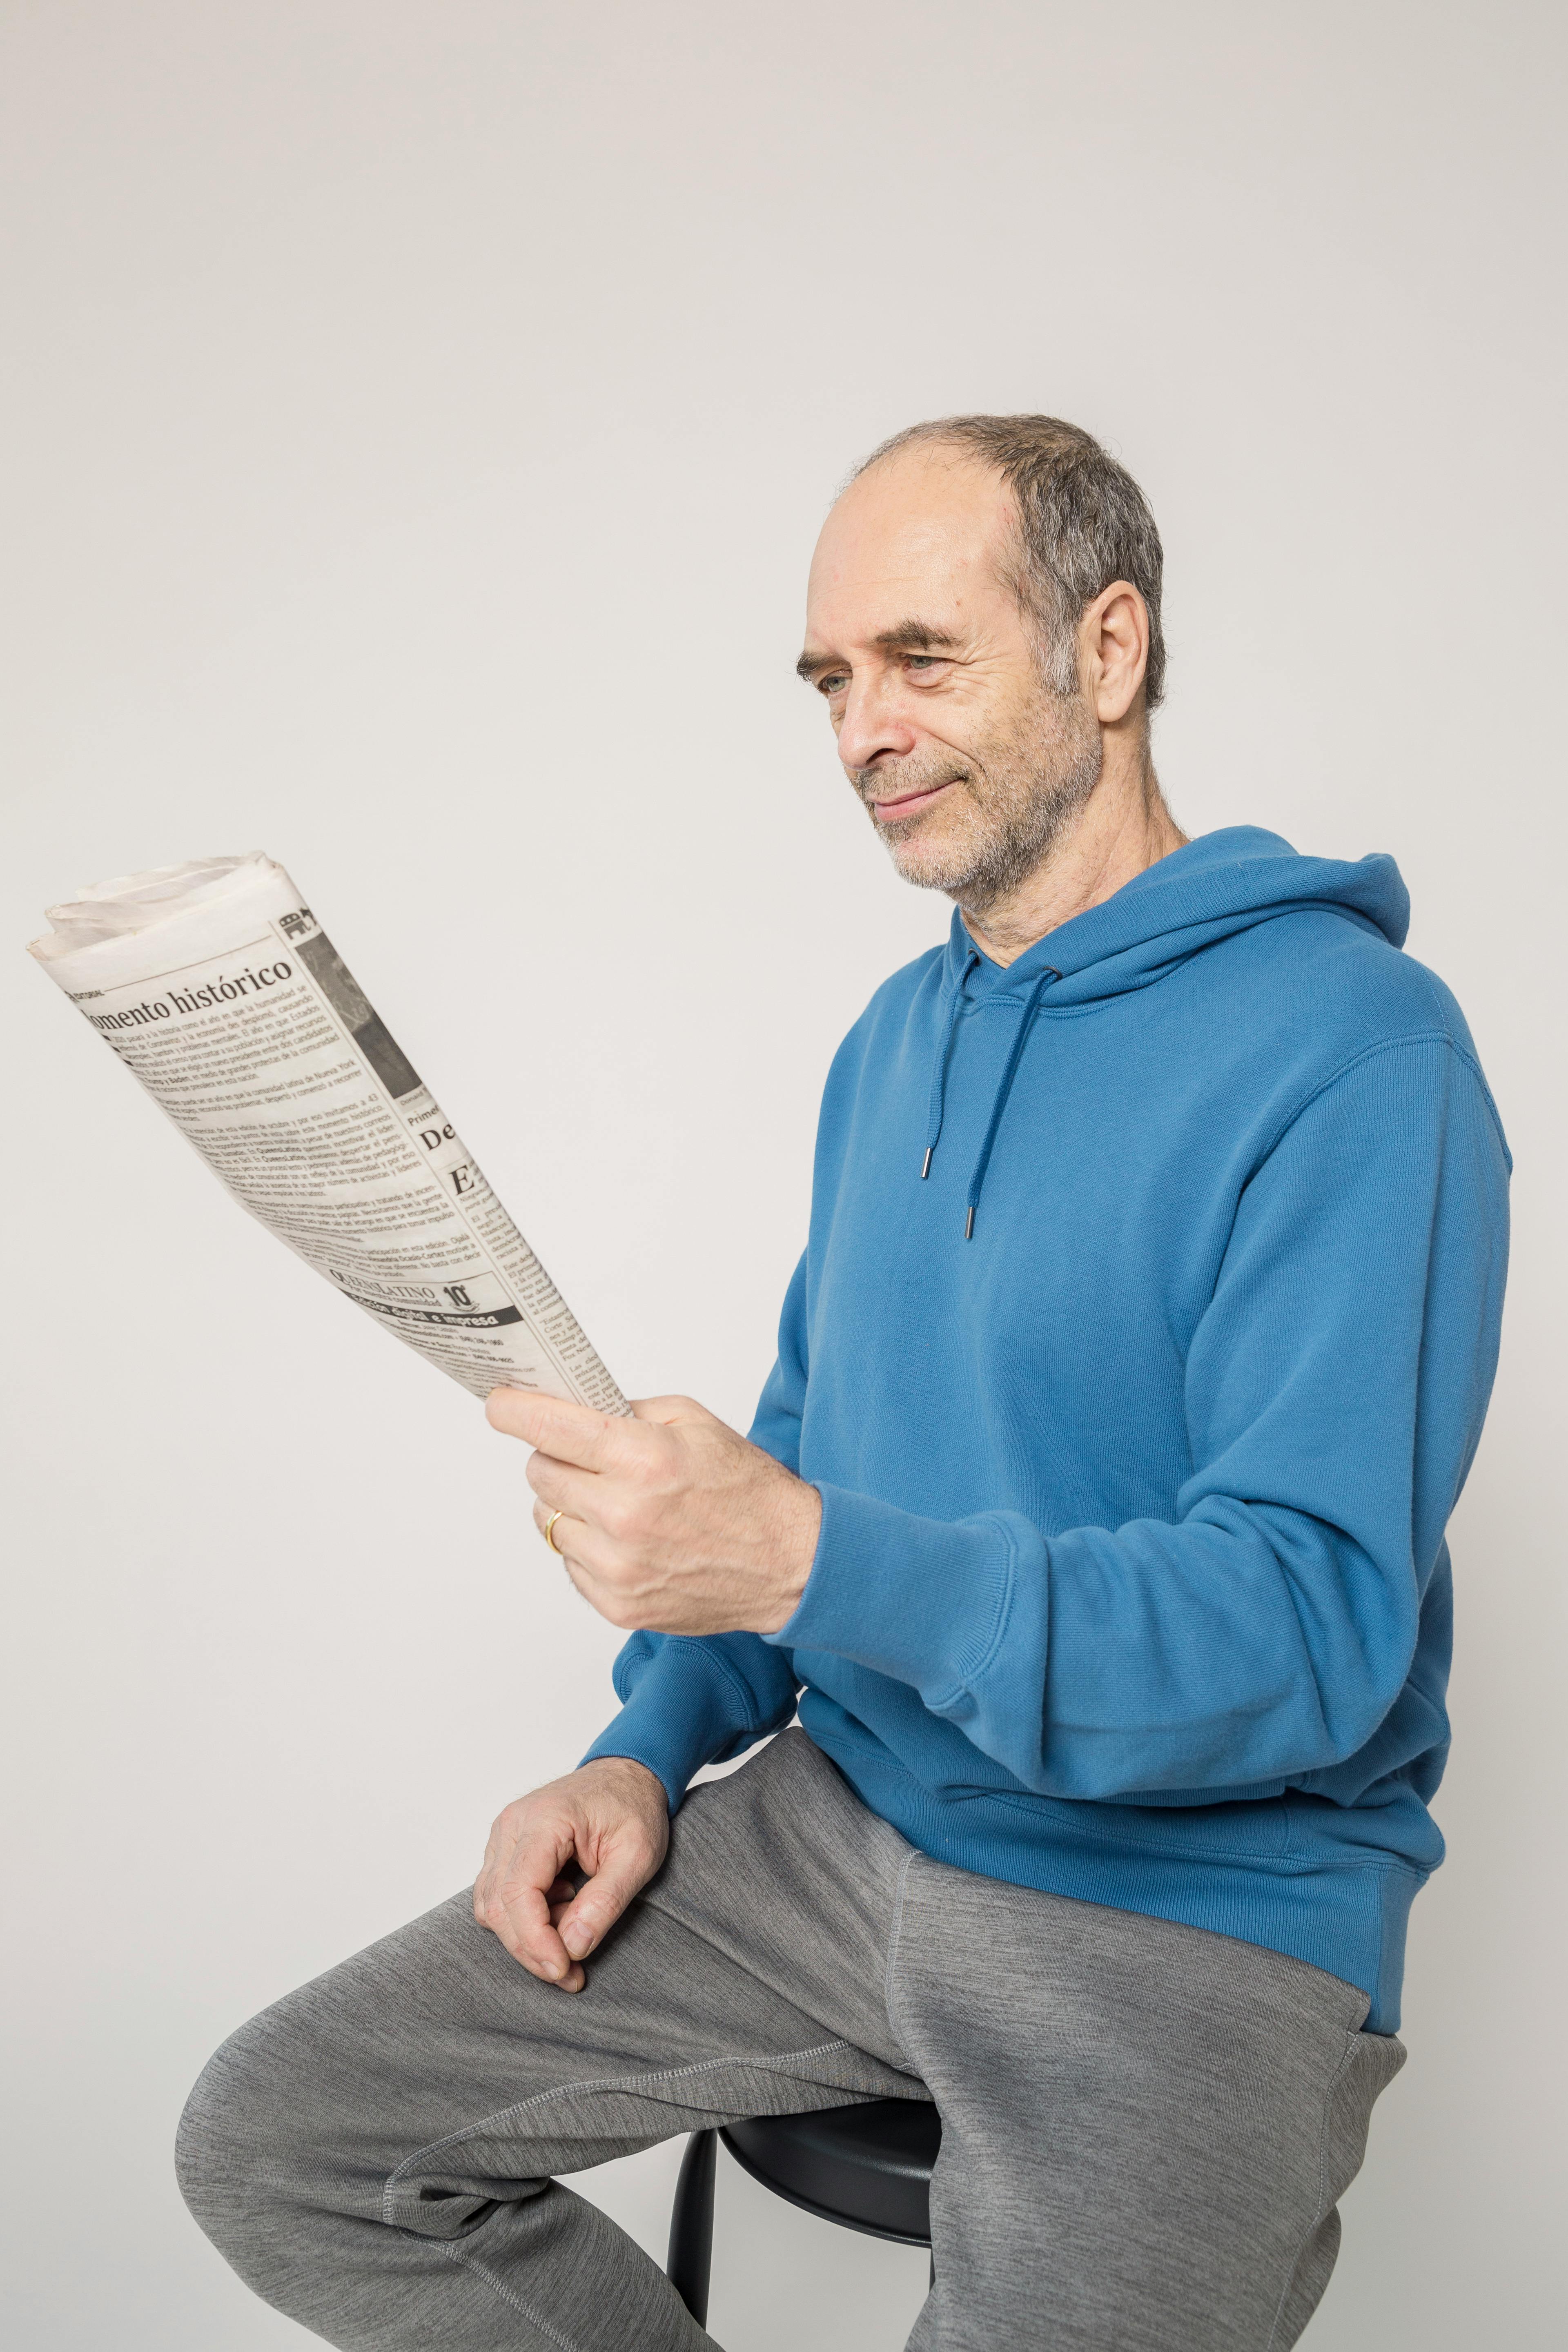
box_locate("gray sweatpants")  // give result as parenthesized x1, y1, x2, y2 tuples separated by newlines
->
(177, 1732, 1403, 2350)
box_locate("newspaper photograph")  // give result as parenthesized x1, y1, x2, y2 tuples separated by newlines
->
(28, 854, 627, 1412)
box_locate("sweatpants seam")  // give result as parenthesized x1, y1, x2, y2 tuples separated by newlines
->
(882, 1847, 920, 2068)
(381, 2035, 855, 2222)
(431, 2235, 591, 2352)
(1261, 2028, 1360, 2352)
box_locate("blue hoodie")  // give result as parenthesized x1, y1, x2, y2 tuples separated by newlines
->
(586, 827, 1510, 2031)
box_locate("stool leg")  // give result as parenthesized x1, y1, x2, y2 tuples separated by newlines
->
(666, 2128, 717, 2326)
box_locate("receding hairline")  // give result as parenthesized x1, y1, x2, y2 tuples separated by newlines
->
(823, 435, 1022, 546)
(837, 425, 1011, 499)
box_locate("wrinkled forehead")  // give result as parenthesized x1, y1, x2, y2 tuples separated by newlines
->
(806, 448, 1018, 645)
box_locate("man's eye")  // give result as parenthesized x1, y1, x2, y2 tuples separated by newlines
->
(904, 655, 942, 674)
(817, 673, 850, 697)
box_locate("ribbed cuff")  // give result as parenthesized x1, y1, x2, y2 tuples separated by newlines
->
(763, 1481, 1016, 1713)
(580, 1640, 760, 1811)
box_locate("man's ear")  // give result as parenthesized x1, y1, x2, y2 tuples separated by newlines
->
(1081, 581, 1149, 725)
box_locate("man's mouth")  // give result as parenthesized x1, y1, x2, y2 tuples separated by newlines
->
(867, 780, 956, 823)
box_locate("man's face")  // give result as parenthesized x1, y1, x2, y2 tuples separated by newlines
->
(798, 446, 1102, 908)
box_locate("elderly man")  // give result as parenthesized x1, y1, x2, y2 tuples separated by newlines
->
(177, 417, 1509, 2350)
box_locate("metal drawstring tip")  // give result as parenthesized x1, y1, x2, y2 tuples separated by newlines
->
(920, 1147, 933, 1180)
(964, 1205, 976, 1239)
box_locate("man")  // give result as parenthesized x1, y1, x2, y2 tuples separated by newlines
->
(177, 417, 1509, 2349)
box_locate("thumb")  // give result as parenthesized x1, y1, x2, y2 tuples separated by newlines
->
(630, 1394, 725, 1428)
(556, 1834, 659, 1961)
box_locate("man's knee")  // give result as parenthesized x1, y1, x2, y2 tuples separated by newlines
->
(175, 2008, 309, 2259)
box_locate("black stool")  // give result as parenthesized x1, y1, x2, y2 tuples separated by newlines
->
(665, 2099, 941, 2327)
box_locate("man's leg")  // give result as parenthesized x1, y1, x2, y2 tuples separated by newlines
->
(893, 1858, 1406, 2352)
(176, 1733, 921, 2351)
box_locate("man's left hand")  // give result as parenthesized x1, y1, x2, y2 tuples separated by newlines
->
(485, 1389, 821, 1636)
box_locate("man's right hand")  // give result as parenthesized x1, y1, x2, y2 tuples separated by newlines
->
(472, 1757, 670, 1993)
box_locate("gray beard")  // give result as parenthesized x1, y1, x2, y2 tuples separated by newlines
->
(858, 693, 1104, 916)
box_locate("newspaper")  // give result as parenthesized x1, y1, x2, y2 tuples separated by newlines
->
(28, 854, 627, 1412)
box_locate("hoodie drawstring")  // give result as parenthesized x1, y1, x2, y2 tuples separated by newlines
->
(962, 964, 1060, 1238)
(921, 947, 980, 1180)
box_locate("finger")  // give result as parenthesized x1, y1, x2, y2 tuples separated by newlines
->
(554, 1838, 660, 1962)
(630, 1394, 722, 1427)
(497, 1875, 582, 1987)
(532, 1497, 588, 1555)
(525, 1453, 605, 1519)
(475, 1819, 584, 1987)
(532, 1496, 627, 1576)
(486, 1389, 627, 1470)
(537, 1519, 648, 1628)
(474, 1815, 526, 1918)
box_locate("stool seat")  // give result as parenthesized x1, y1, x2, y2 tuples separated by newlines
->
(721, 2098, 941, 2246)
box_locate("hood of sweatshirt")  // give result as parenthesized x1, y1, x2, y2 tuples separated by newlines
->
(948, 824, 1410, 1008)
(928, 826, 1412, 1234)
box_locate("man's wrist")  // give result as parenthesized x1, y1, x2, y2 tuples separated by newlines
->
(578, 1755, 666, 1802)
(751, 1474, 821, 1635)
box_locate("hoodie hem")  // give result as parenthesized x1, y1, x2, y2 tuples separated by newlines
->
(810, 1734, 1423, 2033)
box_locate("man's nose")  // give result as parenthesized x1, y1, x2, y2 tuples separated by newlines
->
(835, 675, 919, 774)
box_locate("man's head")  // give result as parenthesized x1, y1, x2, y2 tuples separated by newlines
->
(798, 416, 1165, 916)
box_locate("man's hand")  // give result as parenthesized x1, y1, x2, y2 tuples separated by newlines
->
(473, 1757, 670, 1991)
(484, 1390, 822, 1636)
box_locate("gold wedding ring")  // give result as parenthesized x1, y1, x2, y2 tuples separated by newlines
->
(542, 1509, 565, 1554)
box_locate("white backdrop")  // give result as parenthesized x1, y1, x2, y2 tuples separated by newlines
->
(3, 6, 1563, 2347)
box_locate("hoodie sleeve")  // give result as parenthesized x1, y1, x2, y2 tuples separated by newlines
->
(766, 1038, 1510, 1799)
(578, 1255, 809, 1806)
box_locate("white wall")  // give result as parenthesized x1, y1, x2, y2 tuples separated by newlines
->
(2, 5, 1562, 2345)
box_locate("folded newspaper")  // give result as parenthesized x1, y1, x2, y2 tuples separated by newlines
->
(28, 855, 627, 1412)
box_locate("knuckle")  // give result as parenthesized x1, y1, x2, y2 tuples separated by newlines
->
(600, 1497, 641, 1544)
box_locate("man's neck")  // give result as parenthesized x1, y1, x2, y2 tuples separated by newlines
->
(959, 747, 1187, 967)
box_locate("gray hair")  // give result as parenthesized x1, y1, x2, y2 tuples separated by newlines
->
(855, 414, 1167, 710)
